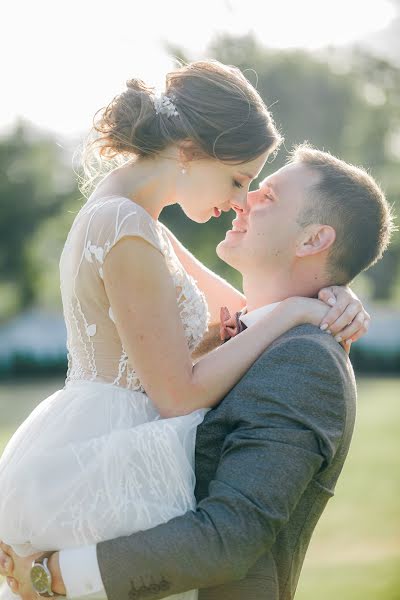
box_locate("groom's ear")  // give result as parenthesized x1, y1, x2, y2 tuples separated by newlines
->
(296, 224, 336, 258)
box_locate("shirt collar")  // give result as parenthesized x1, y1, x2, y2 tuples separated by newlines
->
(240, 302, 281, 328)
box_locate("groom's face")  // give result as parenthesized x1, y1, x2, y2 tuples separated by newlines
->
(217, 162, 321, 272)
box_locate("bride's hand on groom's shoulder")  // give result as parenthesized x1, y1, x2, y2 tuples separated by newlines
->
(0, 541, 40, 600)
(281, 296, 332, 331)
(318, 285, 370, 345)
(281, 285, 370, 351)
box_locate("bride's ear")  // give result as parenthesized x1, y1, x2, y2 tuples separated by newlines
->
(296, 224, 336, 258)
(178, 140, 204, 163)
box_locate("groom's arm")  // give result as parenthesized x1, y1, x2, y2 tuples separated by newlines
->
(95, 331, 348, 600)
(59, 330, 349, 600)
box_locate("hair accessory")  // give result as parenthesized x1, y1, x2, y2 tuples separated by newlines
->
(152, 93, 179, 118)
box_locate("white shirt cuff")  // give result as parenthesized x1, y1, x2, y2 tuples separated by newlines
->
(59, 545, 106, 599)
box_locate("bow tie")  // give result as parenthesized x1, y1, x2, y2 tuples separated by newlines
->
(219, 306, 247, 342)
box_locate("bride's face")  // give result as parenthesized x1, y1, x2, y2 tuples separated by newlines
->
(176, 152, 269, 224)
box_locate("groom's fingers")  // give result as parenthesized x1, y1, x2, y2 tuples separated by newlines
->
(6, 577, 19, 593)
(0, 551, 13, 577)
(0, 551, 9, 575)
(0, 541, 12, 554)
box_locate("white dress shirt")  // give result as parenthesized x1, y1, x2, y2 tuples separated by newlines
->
(59, 301, 281, 599)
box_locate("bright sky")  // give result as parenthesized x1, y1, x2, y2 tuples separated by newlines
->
(2, 0, 396, 138)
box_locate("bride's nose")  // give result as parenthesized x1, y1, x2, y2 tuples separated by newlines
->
(231, 194, 248, 214)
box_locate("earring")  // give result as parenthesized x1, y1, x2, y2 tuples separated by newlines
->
(181, 166, 187, 175)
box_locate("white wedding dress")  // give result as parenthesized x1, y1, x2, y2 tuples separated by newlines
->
(0, 194, 210, 600)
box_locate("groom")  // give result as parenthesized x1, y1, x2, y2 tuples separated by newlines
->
(0, 145, 393, 599)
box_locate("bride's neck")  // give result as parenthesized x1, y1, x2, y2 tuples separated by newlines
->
(94, 156, 177, 220)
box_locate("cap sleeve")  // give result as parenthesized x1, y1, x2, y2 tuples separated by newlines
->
(83, 196, 164, 277)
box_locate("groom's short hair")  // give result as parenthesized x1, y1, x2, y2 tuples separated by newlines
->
(291, 144, 395, 283)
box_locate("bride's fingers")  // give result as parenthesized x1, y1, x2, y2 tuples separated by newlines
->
(350, 315, 371, 342)
(318, 287, 336, 307)
(337, 314, 370, 343)
(334, 313, 365, 342)
(319, 298, 362, 333)
(341, 340, 352, 354)
(323, 303, 361, 336)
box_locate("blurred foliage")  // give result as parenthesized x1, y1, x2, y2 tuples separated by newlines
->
(296, 377, 400, 600)
(164, 35, 400, 300)
(0, 122, 79, 318)
(1, 36, 400, 319)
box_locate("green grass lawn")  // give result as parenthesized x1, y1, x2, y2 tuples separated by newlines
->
(0, 376, 399, 599)
(296, 377, 400, 600)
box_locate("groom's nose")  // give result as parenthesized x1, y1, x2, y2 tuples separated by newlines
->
(247, 189, 259, 209)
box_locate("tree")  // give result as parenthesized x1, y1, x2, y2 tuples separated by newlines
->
(163, 35, 400, 300)
(0, 121, 78, 316)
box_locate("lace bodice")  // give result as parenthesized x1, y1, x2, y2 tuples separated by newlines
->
(60, 195, 209, 392)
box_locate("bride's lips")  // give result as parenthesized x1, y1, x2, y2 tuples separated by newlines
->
(213, 207, 222, 218)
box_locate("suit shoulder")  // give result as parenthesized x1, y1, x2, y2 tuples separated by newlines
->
(230, 324, 355, 464)
(268, 324, 353, 375)
(251, 324, 356, 409)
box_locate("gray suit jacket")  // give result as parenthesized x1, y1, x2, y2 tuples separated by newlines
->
(97, 325, 357, 600)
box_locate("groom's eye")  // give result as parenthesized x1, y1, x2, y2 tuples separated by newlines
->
(261, 189, 274, 201)
(233, 180, 243, 189)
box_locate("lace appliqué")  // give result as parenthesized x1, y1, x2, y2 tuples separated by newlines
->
(110, 230, 209, 393)
(84, 240, 109, 279)
(62, 196, 209, 393)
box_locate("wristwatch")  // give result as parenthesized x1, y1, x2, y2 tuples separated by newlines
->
(30, 552, 62, 598)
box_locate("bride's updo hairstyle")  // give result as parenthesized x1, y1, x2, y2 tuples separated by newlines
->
(82, 60, 281, 187)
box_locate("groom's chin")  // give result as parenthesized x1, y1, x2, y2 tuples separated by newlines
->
(216, 238, 229, 260)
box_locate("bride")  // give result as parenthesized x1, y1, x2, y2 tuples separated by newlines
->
(0, 60, 366, 600)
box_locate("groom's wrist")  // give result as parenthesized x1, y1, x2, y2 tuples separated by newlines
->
(48, 552, 67, 596)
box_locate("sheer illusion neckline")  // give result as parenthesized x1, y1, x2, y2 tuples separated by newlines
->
(88, 193, 161, 226)
(61, 193, 210, 391)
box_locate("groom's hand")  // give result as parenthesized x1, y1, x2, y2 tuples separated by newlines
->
(0, 542, 66, 599)
(0, 541, 39, 600)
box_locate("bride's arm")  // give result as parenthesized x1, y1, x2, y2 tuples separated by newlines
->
(161, 223, 246, 321)
(103, 236, 326, 418)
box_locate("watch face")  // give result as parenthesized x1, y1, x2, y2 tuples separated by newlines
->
(31, 565, 50, 594)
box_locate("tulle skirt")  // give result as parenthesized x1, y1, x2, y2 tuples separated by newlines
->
(0, 380, 207, 600)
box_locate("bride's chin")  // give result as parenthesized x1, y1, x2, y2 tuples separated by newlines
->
(187, 211, 211, 224)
